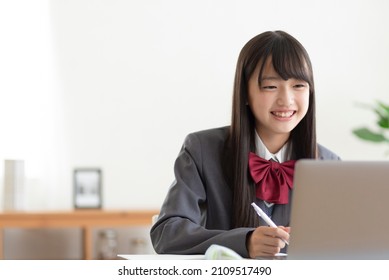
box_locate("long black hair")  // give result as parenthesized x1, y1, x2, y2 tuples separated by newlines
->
(227, 31, 317, 228)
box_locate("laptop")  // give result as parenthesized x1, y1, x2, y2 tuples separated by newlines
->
(287, 160, 389, 259)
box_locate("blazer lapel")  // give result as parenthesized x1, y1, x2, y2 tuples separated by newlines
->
(271, 190, 293, 226)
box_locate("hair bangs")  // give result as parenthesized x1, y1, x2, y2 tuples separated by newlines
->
(257, 35, 313, 86)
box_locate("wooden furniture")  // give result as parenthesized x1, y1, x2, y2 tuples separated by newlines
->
(0, 210, 158, 260)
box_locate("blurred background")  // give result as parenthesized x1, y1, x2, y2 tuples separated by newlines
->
(0, 0, 388, 259)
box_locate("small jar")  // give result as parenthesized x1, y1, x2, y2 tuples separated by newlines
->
(97, 229, 118, 260)
(129, 238, 147, 254)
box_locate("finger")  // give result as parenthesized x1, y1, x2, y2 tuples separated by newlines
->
(278, 226, 291, 233)
(260, 228, 289, 248)
(260, 245, 281, 255)
(254, 233, 286, 253)
(261, 234, 285, 247)
(274, 227, 290, 242)
(261, 226, 290, 241)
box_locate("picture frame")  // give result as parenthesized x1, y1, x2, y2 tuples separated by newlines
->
(73, 168, 102, 209)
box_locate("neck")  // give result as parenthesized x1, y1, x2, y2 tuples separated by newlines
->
(257, 131, 290, 154)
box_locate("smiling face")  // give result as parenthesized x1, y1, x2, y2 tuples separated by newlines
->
(247, 57, 310, 153)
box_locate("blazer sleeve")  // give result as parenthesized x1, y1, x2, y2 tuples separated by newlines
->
(317, 144, 341, 160)
(150, 132, 253, 258)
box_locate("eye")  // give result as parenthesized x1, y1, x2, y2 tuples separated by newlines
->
(293, 82, 308, 89)
(261, 85, 277, 90)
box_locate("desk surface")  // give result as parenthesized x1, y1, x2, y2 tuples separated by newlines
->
(118, 254, 205, 260)
(0, 210, 159, 228)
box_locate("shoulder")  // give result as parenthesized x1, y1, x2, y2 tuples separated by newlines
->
(317, 144, 341, 160)
(180, 126, 230, 166)
(183, 126, 230, 148)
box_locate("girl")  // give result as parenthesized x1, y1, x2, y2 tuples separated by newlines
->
(150, 30, 340, 258)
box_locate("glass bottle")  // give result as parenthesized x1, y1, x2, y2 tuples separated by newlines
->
(97, 229, 118, 260)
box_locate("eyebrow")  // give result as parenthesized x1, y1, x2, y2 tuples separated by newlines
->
(260, 76, 308, 83)
(260, 76, 283, 82)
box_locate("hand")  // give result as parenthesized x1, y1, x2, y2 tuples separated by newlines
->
(247, 226, 290, 258)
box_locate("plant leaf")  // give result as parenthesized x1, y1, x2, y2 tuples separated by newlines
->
(373, 101, 389, 129)
(378, 117, 389, 129)
(377, 101, 389, 114)
(352, 127, 388, 142)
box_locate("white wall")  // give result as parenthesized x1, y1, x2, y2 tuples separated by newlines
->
(1, 0, 389, 211)
(1, 0, 388, 260)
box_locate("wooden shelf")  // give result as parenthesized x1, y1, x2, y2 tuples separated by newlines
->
(0, 210, 159, 259)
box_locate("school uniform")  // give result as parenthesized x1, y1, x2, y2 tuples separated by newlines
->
(150, 126, 340, 258)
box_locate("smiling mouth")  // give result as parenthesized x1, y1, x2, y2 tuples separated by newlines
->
(271, 111, 296, 118)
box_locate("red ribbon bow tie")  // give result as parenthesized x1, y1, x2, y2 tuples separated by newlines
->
(248, 152, 296, 204)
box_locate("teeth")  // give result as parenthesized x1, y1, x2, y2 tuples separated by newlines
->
(272, 111, 294, 118)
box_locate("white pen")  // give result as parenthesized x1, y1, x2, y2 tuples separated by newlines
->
(251, 202, 289, 245)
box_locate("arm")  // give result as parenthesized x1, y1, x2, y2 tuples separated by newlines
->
(150, 132, 253, 257)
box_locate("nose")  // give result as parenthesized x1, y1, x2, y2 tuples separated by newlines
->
(277, 87, 294, 107)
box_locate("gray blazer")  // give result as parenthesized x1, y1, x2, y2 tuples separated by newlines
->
(150, 126, 340, 258)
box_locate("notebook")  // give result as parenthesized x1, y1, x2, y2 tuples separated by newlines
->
(287, 160, 389, 259)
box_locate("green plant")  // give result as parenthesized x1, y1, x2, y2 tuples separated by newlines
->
(352, 101, 389, 154)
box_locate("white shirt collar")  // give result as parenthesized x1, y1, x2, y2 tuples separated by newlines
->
(254, 130, 289, 163)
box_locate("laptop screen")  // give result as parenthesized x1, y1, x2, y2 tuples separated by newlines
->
(287, 160, 389, 259)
